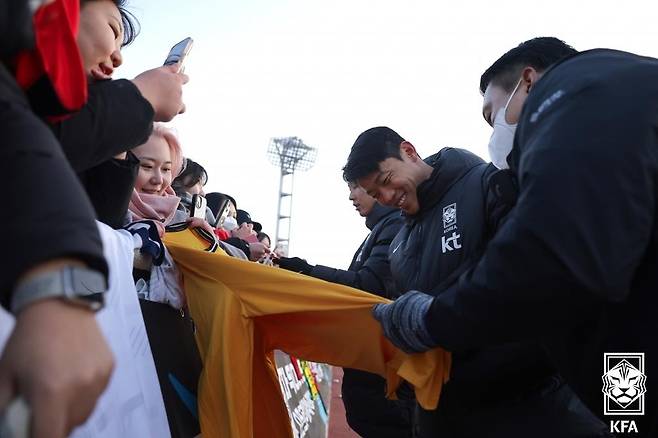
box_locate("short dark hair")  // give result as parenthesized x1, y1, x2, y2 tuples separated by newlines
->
(205, 192, 230, 216)
(257, 232, 271, 245)
(342, 127, 405, 183)
(81, 0, 140, 46)
(479, 37, 577, 94)
(171, 158, 208, 195)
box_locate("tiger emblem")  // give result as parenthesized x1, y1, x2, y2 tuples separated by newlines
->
(602, 359, 647, 408)
(442, 203, 457, 228)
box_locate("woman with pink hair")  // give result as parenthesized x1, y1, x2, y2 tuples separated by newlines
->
(128, 123, 187, 236)
(127, 124, 209, 438)
(127, 123, 215, 304)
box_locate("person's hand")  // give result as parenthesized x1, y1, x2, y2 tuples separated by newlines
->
(0, 299, 114, 438)
(131, 64, 188, 122)
(247, 242, 270, 262)
(277, 256, 314, 274)
(372, 290, 437, 354)
(187, 217, 215, 235)
(231, 223, 256, 241)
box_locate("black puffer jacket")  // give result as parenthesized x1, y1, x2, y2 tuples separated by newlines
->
(390, 148, 499, 293)
(0, 63, 107, 305)
(310, 203, 403, 298)
(426, 50, 658, 437)
(389, 148, 556, 414)
(52, 79, 154, 172)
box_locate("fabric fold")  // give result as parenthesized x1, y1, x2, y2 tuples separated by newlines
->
(164, 229, 451, 438)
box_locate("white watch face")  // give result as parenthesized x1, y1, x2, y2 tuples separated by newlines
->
(63, 296, 104, 312)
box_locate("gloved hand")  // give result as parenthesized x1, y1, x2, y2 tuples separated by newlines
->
(123, 220, 165, 266)
(372, 290, 437, 354)
(277, 256, 314, 274)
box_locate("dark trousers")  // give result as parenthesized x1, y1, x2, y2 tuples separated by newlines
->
(140, 300, 202, 438)
(341, 368, 414, 438)
(414, 376, 611, 438)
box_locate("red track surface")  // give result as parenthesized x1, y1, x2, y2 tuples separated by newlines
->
(328, 367, 359, 438)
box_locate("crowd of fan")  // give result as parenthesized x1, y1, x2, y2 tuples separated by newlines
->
(0, 1, 283, 436)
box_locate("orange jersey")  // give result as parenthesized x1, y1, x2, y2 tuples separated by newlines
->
(164, 229, 451, 437)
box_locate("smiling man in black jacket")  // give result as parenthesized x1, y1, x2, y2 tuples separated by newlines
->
(344, 126, 608, 437)
(278, 182, 411, 438)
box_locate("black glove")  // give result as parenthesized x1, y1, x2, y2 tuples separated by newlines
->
(277, 256, 314, 274)
(372, 290, 436, 354)
(123, 220, 165, 266)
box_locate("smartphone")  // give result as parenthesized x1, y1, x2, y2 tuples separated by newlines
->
(164, 37, 194, 73)
(191, 194, 207, 220)
(214, 199, 231, 228)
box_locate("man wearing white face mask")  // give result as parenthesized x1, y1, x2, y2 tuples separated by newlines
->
(485, 78, 522, 169)
(222, 215, 238, 231)
(482, 37, 578, 169)
(374, 37, 658, 436)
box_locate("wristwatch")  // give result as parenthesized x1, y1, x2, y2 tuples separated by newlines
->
(11, 266, 107, 314)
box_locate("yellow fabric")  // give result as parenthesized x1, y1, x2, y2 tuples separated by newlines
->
(164, 230, 451, 438)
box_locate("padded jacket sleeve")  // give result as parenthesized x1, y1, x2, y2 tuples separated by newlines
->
(0, 65, 107, 308)
(310, 216, 402, 299)
(78, 151, 139, 229)
(224, 237, 251, 259)
(52, 79, 154, 172)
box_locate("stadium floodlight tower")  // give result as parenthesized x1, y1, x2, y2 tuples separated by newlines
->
(267, 136, 317, 256)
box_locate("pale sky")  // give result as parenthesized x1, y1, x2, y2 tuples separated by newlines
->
(119, 0, 658, 269)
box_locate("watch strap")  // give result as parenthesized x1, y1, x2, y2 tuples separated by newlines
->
(11, 266, 107, 314)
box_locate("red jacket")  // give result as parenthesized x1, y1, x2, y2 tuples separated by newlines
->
(214, 228, 231, 241)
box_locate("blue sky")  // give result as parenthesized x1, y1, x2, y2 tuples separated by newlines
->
(118, 0, 658, 268)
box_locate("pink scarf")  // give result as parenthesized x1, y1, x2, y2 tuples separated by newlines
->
(128, 187, 181, 237)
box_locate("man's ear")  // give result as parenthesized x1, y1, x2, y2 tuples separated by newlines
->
(400, 141, 419, 161)
(522, 66, 540, 93)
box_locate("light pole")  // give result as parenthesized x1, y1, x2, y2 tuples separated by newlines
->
(266, 137, 317, 256)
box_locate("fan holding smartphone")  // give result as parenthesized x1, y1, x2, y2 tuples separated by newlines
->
(131, 37, 193, 123)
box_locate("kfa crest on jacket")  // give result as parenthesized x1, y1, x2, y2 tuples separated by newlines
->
(441, 203, 461, 254)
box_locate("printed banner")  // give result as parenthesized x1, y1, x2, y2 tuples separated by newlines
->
(275, 351, 332, 438)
